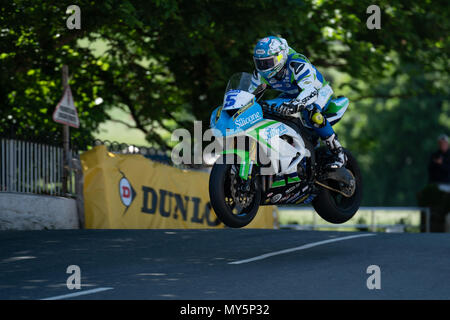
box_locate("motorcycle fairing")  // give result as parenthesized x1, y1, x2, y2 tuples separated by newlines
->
(211, 97, 311, 180)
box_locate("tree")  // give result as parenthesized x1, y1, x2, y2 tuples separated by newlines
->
(1, 0, 448, 148)
(339, 61, 449, 205)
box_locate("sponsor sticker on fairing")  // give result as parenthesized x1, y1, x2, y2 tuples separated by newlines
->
(286, 185, 297, 194)
(271, 193, 282, 203)
(232, 98, 255, 120)
(235, 112, 262, 127)
(265, 124, 288, 140)
(287, 191, 302, 203)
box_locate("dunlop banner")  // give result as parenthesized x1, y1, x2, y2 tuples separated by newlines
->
(81, 145, 277, 229)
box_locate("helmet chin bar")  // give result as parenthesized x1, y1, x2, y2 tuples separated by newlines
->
(266, 69, 278, 79)
(265, 62, 286, 80)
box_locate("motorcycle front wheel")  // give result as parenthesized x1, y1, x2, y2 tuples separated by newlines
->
(209, 159, 261, 228)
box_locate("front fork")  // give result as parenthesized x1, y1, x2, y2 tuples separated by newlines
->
(222, 138, 258, 181)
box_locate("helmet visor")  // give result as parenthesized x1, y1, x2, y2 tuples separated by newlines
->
(253, 56, 277, 72)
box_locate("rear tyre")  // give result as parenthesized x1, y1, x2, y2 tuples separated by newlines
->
(209, 158, 261, 228)
(312, 149, 363, 224)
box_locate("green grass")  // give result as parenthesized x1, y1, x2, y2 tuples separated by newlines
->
(94, 107, 149, 146)
(76, 37, 152, 146)
(278, 207, 422, 232)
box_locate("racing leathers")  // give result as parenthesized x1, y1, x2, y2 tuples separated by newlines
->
(249, 48, 346, 170)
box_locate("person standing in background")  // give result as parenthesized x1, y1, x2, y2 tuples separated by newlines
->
(428, 134, 450, 184)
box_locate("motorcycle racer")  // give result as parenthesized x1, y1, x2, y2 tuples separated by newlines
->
(249, 35, 346, 172)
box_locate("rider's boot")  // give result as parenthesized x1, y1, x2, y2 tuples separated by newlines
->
(323, 133, 346, 169)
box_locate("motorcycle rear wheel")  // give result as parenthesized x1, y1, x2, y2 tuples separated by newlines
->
(312, 149, 363, 224)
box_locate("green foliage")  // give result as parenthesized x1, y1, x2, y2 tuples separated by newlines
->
(339, 61, 449, 205)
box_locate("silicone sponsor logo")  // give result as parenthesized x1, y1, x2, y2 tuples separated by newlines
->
(235, 112, 262, 127)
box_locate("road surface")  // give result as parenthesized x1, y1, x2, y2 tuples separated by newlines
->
(0, 229, 449, 300)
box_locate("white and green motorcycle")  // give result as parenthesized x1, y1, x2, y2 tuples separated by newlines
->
(209, 72, 362, 228)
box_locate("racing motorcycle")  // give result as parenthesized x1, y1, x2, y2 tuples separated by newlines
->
(208, 72, 362, 228)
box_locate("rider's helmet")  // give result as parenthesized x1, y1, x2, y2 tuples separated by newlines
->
(253, 36, 289, 79)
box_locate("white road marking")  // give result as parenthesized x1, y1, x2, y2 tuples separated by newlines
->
(229, 233, 376, 265)
(40, 287, 114, 300)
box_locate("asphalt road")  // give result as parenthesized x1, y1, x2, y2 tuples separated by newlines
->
(0, 229, 449, 300)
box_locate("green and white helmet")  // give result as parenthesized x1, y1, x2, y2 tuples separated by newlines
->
(253, 36, 289, 79)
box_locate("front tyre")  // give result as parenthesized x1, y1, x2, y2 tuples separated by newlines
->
(312, 149, 363, 224)
(209, 160, 261, 228)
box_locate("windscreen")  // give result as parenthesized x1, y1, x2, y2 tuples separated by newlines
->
(225, 72, 253, 94)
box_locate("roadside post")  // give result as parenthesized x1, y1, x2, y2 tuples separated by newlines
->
(52, 65, 84, 228)
(52, 65, 80, 194)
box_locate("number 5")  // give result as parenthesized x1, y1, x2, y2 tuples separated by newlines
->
(224, 93, 238, 107)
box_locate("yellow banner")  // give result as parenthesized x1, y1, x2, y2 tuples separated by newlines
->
(81, 145, 277, 229)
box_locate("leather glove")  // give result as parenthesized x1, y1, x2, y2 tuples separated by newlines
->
(282, 88, 320, 114)
(278, 101, 301, 116)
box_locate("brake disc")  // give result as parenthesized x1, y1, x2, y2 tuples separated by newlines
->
(230, 166, 254, 208)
